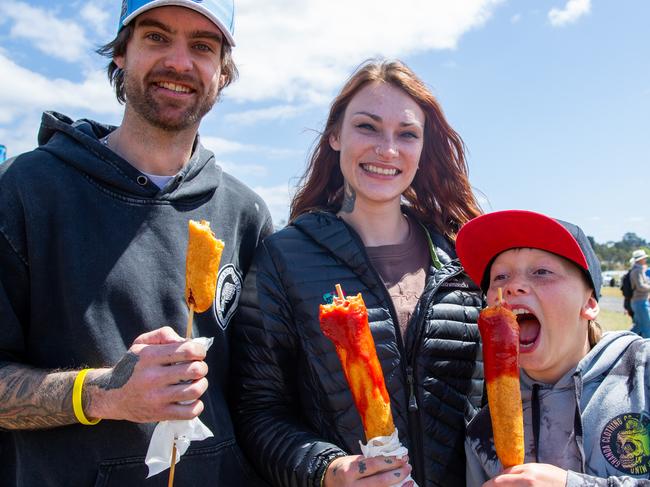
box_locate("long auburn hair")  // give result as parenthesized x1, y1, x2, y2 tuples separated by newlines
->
(289, 59, 481, 239)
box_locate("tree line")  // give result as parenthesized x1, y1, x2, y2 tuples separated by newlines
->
(589, 232, 650, 271)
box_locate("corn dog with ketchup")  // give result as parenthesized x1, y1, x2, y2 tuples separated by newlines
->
(478, 288, 524, 468)
(319, 284, 394, 441)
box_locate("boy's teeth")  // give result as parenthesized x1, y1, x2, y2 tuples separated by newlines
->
(363, 164, 398, 176)
(512, 308, 527, 315)
(158, 82, 191, 93)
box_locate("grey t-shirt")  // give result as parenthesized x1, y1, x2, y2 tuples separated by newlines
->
(366, 216, 430, 337)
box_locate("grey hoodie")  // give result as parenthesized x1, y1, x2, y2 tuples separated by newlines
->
(466, 331, 650, 486)
(0, 112, 273, 486)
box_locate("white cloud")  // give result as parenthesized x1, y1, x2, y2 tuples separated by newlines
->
(0, 1, 89, 62)
(218, 161, 269, 178)
(80, 4, 111, 38)
(0, 52, 121, 120)
(224, 104, 311, 126)
(0, 114, 44, 158)
(548, 0, 591, 27)
(229, 0, 505, 103)
(511, 13, 522, 23)
(201, 135, 301, 159)
(626, 216, 647, 223)
(253, 184, 294, 225)
(0, 0, 507, 153)
(201, 136, 252, 155)
(0, 51, 122, 154)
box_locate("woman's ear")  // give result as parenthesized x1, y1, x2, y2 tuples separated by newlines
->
(329, 133, 340, 151)
(581, 294, 600, 321)
(114, 55, 125, 70)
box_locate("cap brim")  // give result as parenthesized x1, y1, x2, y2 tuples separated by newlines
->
(456, 210, 589, 290)
(121, 0, 235, 46)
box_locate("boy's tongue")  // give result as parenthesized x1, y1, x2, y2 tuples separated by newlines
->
(518, 314, 540, 344)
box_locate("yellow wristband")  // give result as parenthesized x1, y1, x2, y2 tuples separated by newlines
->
(73, 368, 101, 425)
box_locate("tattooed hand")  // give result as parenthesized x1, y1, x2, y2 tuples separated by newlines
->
(85, 326, 209, 423)
(0, 326, 208, 429)
(324, 454, 413, 487)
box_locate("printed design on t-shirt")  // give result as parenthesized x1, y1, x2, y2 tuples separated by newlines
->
(600, 412, 650, 476)
(213, 264, 242, 331)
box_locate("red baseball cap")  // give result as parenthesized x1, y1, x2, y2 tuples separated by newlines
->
(456, 210, 601, 300)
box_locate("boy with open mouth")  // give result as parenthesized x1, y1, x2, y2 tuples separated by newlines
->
(456, 210, 650, 486)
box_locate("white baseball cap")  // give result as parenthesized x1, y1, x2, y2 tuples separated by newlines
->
(119, 0, 235, 46)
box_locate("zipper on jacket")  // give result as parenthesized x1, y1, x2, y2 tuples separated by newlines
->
(354, 230, 427, 485)
(361, 245, 426, 483)
(406, 366, 418, 411)
(335, 215, 466, 486)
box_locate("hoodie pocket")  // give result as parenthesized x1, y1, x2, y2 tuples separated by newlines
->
(93, 440, 264, 487)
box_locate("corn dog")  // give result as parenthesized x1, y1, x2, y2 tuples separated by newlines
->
(185, 220, 224, 313)
(319, 285, 394, 440)
(478, 295, 524, 468)
(169, 220, 224, 486)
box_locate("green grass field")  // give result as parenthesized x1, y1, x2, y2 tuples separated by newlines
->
(598, 286, 634, 332)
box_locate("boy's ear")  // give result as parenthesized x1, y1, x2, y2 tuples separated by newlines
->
(580, 294, 599, 321)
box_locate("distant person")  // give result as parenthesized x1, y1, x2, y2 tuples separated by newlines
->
(621, 257, 636, 319)
(457, 210, 650, 486)
(630, 249, 650, 338)
(0, 1, 271, 485)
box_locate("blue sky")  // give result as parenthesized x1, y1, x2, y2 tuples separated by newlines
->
(1, 0, 648, 243)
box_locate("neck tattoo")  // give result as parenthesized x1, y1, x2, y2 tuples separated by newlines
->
(340, 181, 356, 213)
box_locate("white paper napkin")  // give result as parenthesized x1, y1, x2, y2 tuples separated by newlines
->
(145, 337, 214, 478)
(359, 429, 418, 487)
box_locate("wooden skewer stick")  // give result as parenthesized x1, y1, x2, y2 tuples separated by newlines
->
(498, 287, 503, 305)
(168, 445, 177, 487)
(185, 302, 195, 339)
(168, 302, 196, 487)
(335, 283, 345, 300)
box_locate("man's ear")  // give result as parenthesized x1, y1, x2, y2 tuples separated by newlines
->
(581, 294, 600, 321)
(114, 55, 125, 70)
(329, 133, 340, 151)
(218, 74, 226, 90)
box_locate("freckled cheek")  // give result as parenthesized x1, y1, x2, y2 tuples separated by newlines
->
(340, 143, 373, 168)
(404, 146, 423, 167)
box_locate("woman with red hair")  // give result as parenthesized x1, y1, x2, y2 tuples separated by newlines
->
(233, 59, 484, 487)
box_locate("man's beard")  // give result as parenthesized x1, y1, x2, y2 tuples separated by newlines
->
(123, 68, 219, 131)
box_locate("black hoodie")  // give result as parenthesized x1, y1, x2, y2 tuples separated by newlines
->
(0, 112, 272, 486)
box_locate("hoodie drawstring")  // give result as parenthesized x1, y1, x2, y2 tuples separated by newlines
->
(532, 383, 541, 463)
(531, 383, 584, 468)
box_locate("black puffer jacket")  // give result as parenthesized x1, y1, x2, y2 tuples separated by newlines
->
(232, 211, 484, 486)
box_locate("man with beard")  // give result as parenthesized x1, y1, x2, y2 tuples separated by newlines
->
(0, 1, 272, 486)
